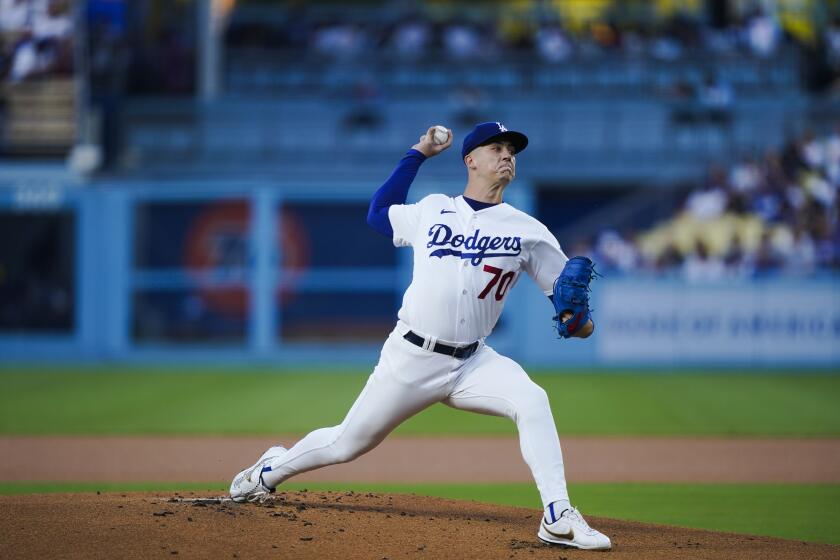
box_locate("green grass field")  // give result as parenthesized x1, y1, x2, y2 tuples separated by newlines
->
(1, 367, 839, 545)
(1, 367, 839, 436)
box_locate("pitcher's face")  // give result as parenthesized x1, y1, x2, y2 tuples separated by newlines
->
(467, 141, 517, 185)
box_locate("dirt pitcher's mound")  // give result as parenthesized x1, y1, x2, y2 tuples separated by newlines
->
(1, 492, 838, 560)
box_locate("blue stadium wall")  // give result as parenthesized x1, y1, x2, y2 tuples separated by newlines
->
(0, 169, 838, 368)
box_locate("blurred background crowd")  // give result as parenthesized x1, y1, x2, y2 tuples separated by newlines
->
(0, 0, 73, 83)
(223, 1, 793, 63)
(589, 125, 839, 279)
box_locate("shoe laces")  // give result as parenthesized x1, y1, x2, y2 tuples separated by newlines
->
(246, 460, 270, 486)
(561, 508, 597, 534)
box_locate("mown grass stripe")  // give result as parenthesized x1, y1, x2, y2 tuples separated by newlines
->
(1, 370, 839, 436)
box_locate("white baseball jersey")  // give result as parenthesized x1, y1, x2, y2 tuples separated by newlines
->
(389, 193, 568, 343)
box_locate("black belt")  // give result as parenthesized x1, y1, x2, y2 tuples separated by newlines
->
(403, 331, 480, 360)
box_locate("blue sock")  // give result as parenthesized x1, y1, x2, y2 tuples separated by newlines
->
(545, 500, 571, 523)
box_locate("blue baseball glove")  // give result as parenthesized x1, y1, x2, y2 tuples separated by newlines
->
(552, 256, 598, 338)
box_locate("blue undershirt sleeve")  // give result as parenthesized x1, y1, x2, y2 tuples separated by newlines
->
(366, 149, 427, 237)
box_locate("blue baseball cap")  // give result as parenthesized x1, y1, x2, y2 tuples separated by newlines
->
(461, 122, 529, 159)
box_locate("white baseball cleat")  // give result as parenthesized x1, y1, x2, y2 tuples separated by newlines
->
(229, 445, 287, 503)
(537, 506, 611, 550)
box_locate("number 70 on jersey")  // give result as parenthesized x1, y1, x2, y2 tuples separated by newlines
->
(478, 265, 515, 301)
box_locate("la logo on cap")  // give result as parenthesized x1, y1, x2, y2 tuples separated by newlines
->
(461, 121, 528, 159)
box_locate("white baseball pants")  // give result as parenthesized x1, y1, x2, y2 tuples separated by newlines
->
(261, 325, 569, 508)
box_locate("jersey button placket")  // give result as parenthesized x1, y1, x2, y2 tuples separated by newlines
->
(456, 242, 471, 338)
(460, 219, 477, 338)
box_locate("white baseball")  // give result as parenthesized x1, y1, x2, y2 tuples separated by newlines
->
(432, 126, 449, 145)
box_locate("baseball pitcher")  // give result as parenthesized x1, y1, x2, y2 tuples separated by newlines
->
(230, 122, 609, 550)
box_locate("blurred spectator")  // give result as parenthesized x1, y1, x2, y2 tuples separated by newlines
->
(682, 240, 726, 282)
(0, 0, 30, 31)
(442, 17, 483, 60)
(802, 171, 835, 208)
(730, 155, 761, 194)
(722, 233, 752, 278)
(750, 231, 785, 274)
(620, 28, 647, 58)
(388, 13, 432, 59)
(685, 167, 728, 221)
(824, 126, 840, 184)
(2, 0, 72, 82)
(783, 224, 817, 275)
(312, 20, 370, 61)
(751, 181, 784, 223)
(8, 31, 39, 81)
(594, 230, 639, 274)
(801, 130, 825, 169)
(826, 17, 840, 65)
(649, 34, 683, 61)
(781, 135, 807, 179)
(704, 21, 740, 55)
(33, 0, 71, 40)
(815, 234, 838, 268)
(535, 21, 572, 63)
(744, 8, 780, 58)
(655, 243, 684, 271)
(669, 71, 734, 134)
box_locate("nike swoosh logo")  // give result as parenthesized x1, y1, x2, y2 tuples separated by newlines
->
(543, 522, 574, 540)
(440, 210, 456, 214)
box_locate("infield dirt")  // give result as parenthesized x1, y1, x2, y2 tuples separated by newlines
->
(3, 436, 839, 483)
(3, 437, 839, 558)
(2, 491, 839, 560)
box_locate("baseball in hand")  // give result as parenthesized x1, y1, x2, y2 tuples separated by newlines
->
(432, 126, 449, 145)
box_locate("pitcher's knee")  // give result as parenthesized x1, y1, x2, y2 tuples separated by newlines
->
(327, 434, 378, 464)
(516, 385, 552, 420)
